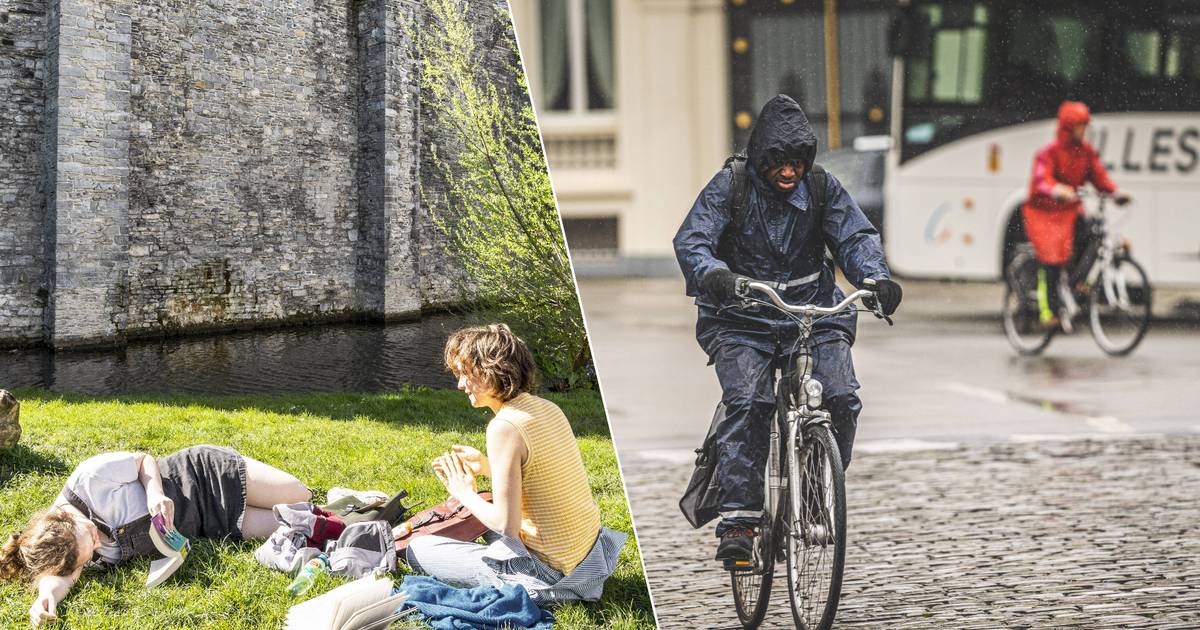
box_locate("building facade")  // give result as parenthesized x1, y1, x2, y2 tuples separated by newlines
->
(510, 0, 895, 271)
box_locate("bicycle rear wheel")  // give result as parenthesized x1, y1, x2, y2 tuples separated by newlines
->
(1003, 250, 1054, 355)
(729, 423, 782, 629)
(730, 528, 775, 628)
(785, 423, 846, 630)
(1089, 254, 1151, 356)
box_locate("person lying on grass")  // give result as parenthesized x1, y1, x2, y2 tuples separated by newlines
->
(0, 445, 311, 627)
(405, 323, 623, 602)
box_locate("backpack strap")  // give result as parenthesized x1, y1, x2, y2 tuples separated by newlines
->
(806, 163, 835, 261)
(807, 163, 828, 217)
(724, 154, 751, 228)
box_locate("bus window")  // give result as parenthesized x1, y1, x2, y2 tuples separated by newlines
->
(1124, 30, 1163, 77)
(904, 2, 987, 105)
(997, 6, 1101, 112)
(931, 28, 986, 103)
(1187, 31, 1200, 80)
(1107, 13, 1200, 110)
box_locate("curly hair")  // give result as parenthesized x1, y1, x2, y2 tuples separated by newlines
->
(443, 323, 537, 402)
(0, 510, 80, 581)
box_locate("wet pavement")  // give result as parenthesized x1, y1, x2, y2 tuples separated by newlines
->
(625, 437, 1200, 629)
(580, 277, 1200, 453)
(578, 277, 1200, 629)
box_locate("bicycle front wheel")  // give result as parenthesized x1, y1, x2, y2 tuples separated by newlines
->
(785, 423, 846, 630)
(1089, 254, 1151, 356)
(1002, 250, 1054, 355)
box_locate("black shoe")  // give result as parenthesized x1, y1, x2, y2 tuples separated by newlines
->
(716, 527, 755, 569)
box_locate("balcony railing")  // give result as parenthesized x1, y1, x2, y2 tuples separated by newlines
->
(544, 133, 617, 170)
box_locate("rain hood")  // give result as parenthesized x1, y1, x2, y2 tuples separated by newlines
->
(745, 94, 818, 176)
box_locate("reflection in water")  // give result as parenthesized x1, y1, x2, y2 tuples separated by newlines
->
(0, 314, 472, 396)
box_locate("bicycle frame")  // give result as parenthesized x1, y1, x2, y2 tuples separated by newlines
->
(1061, 196, 1133, 321)
(754, 313, 833, 575)
(738, 281, 873, 575)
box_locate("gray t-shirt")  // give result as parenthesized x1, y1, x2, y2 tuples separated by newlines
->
(63, 451, 148, 563)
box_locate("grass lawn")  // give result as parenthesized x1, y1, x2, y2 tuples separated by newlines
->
(0, 388, 653, 629)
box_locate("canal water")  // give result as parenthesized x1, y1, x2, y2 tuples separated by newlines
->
(0, 313, 473, 396)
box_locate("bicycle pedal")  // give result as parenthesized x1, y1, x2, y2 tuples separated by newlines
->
(724, 558, 755, 572)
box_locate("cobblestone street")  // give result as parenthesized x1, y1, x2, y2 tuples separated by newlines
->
(628, 437, 1200, 629)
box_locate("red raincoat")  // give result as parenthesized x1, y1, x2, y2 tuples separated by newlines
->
(1021, 101, 1117, 265)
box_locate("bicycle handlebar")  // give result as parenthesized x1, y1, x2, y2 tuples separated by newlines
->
(736, 278, 891, 324)
(1072, 187, 1131, 206)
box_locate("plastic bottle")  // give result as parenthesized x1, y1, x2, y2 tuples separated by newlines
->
(286, 553, 329, 598)
(392, 522, 414, 539)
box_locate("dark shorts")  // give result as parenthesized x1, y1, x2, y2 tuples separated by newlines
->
(159, 445, 248, 542)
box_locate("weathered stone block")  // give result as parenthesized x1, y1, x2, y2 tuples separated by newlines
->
(0, 390, 20, 448)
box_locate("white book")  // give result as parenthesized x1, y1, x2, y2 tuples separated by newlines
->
(284, 574, 411, 630)
(146, 513, 190, 588)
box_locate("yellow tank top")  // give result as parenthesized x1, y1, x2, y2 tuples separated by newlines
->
(495, 393, 601, 574)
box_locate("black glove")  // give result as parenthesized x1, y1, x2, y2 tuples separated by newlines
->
(701, 268, 741, 302)
(871, 278, 903, 316)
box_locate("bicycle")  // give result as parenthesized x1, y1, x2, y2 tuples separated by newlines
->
(1003, 191, 1151, 357)
(726, 278, 892, 630)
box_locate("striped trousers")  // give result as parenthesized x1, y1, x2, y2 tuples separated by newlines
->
(404, 531, 563, 593)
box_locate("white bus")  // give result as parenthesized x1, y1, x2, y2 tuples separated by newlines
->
(884, 0, 1200, 287)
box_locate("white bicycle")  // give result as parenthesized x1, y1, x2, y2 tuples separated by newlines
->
(1003, 191, 1151, 357)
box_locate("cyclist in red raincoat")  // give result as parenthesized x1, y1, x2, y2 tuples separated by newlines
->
(1022, 101, 1130, 328)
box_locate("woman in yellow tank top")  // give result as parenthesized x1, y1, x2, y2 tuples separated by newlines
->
(404, 324, 625, 603)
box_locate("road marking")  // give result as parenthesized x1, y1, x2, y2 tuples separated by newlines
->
(941, 381, 1138, 434)
(855, 439, 961, 453)
(637, 449, 699, 464)
(1085, 415, 1136, 434)
(1011, 432, 1163, 443)
(939, 381, 1010, 404)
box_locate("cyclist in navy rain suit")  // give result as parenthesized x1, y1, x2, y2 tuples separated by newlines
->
(673, 95, 903, 563)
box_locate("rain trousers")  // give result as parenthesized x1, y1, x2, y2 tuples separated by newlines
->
(673, 95, 890, 533)
(1022, 101, 1117, 265)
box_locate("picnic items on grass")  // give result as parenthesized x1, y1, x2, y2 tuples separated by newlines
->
(257, 489, 495, 578)
(256, 505, 399, 578)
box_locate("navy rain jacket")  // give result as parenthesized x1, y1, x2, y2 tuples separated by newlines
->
(673, 94, 890, 357)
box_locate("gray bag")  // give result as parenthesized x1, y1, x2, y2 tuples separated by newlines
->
(327, 520, 396, 578)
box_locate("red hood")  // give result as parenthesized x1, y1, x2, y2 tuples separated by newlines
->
(1056, 101, 1090, 146)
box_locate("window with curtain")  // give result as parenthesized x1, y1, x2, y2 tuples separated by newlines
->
(539, 0, 615, 112)
(539, 0, 570, 110)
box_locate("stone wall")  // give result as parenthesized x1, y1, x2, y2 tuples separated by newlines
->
(47, 0, 132, 346)
(0, 0, 528, 348)
(125, 0, 364, 334)
(0, 0, 49, 344)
